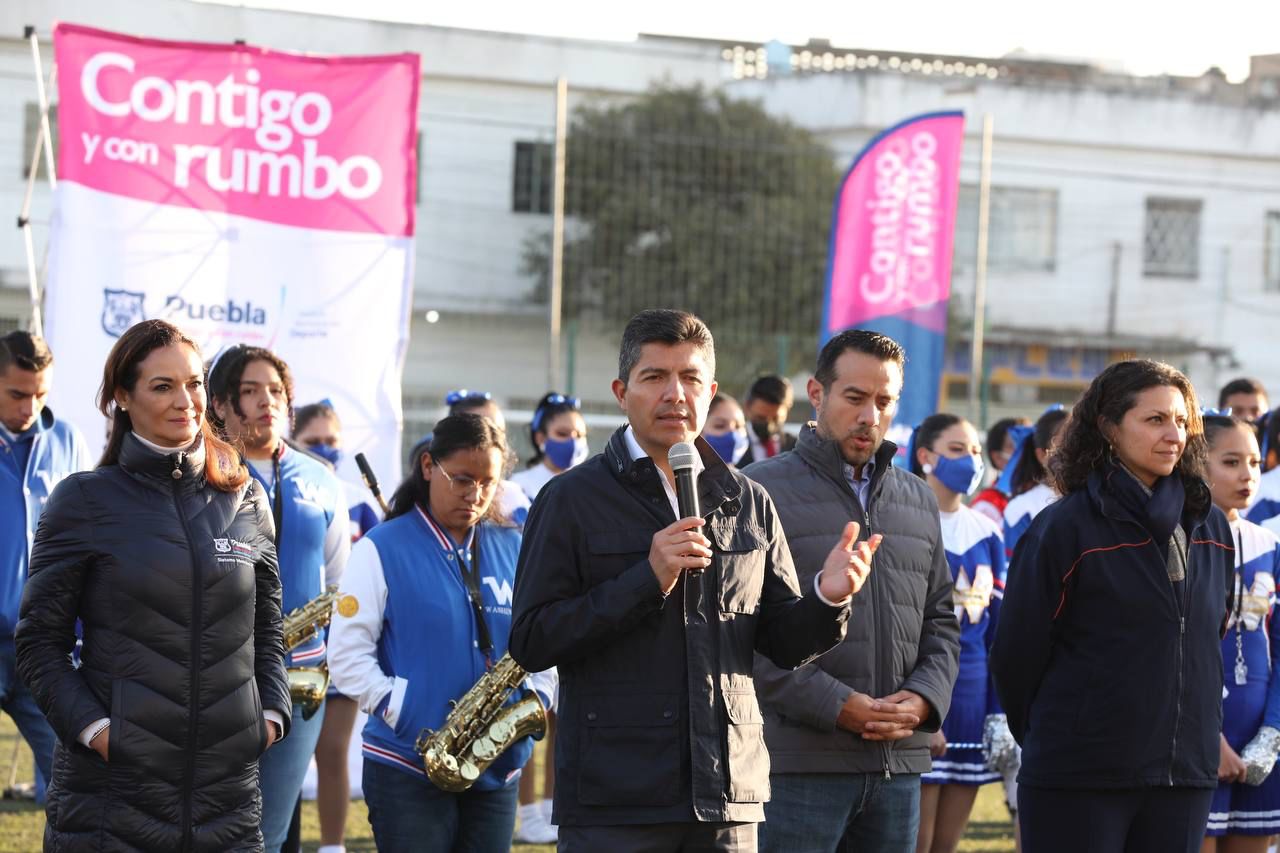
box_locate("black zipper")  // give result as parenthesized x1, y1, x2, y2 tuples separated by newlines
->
(850, 490, 891, 780)
(1167, 536, 1191, 786)
(1095, 483, 1202, 787)
(171, 453, 200, 852)
(864, 504, 891, 780)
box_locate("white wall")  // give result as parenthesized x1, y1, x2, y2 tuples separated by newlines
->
(4, 0, 1278, 422)
(736, 71, 1280, 396)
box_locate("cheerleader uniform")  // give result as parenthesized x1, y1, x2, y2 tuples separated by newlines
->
(1246, 467, 1280, 526)
(923, 504, 1007, 786)
(1003, 482, 1056, 558)
(1206, 517, 1280, 837)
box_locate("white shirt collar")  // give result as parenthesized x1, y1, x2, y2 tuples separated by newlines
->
(624, 425, 704, 518)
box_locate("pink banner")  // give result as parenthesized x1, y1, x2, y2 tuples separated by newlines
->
(823, 111, 965, 335)
(53, 23, 420, 237)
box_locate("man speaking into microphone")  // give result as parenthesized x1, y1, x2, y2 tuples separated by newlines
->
(511, 309, 876, 853)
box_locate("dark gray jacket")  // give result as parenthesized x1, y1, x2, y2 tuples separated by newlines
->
(510, 427, 850, 826)
(744, 424, 959, 776)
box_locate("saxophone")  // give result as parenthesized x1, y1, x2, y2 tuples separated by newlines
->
(283, 584, 339, 720)
(414, 653, 547, 791)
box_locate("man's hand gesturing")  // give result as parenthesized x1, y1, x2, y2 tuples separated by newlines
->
(817, 521, 881, 603)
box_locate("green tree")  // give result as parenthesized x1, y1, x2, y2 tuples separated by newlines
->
(522, 84, 841, 382)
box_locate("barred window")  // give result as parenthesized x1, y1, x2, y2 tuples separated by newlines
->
(512, 141, 552, 214)
(21, 102, 58, 180)
(1143, 197, 1201, 279)
(954, 185, 1057, 271)
(1265, 212, 1280, 292)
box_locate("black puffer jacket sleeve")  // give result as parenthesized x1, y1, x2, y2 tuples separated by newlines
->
(247, 480, 292, 739)
(16, 474, 107, 747)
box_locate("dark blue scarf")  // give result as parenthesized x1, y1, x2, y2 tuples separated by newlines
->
(1104, 458, 1186, 561)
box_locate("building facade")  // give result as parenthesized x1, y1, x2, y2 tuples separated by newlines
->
(2, 0, 1277, 461)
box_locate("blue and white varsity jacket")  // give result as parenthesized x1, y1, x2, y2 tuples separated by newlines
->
(1247, 467, 1280, 527)
(328, 506, 552, 789)
(941, 505, 1007, 713)
(1226, 517, 1280, 748)
(0, 406, 91, 647)
(248, 443, 349, 668)
(1003, 482, 1057, 559)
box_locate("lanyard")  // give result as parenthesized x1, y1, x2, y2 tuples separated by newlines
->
(457, 530, 494, 666)
(1233, 526, 1247, 685)
(419, 505, 493, 665)
(248, 445, 285, 546)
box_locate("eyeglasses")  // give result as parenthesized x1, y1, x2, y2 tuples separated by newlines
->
(532, 393, 582, 433)
(445, 389, 492, 407)
(434, 463, 499, 499)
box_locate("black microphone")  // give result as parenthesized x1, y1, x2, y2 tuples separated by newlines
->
(668, 441, 703, 576)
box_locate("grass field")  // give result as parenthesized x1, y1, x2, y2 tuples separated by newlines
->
(0, 714, 1014, 852)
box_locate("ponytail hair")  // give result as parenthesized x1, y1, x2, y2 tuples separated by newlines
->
(907, 413, 963, 478)
(1203, 412, 1253, 450)
(1010, 407, 1069, 496)
(386, 414, 513, 523)
(97, 320, 248, 493)
(526, 392, 581, 467)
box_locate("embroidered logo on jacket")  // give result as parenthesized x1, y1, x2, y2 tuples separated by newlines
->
(291, 478, 332, 508)
(212, 538, 255, 562)
(481, 577, 514, 608)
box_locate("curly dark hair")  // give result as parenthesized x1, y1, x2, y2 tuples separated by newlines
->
(204, 344, 295, 438)
(1049, 359, 1208, 512)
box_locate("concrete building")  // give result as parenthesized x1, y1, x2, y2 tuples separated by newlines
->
(2, 0, 1278, 460)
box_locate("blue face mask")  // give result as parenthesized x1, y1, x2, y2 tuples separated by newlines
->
(705, 429, 749, 465)
(925, 453, 985, 496)
(308, 443, 342, 468)
(544, 436, 589, 471)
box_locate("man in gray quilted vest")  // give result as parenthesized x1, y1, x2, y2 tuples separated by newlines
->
(744, 329, 960, 853)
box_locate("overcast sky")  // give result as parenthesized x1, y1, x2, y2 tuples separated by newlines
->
(200, 0, 1278, 81)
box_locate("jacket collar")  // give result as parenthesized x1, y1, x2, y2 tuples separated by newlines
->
(794, 422, 898, 502)
(603, 425, 741, 515)
(1086, 465, 1212, 531)
(119, 430, 206, 489)
(0, 405, 55, 446)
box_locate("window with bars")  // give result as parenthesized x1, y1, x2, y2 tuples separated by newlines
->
(1266, 212, 1280, 292)
(512, 141, 552, 214)
(1143, 197, 1201, 279)
(22, 103, 58, 180)
(954, 185, 1058, 271)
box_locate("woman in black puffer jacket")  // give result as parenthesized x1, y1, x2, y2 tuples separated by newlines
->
(16, 320, 291, 852)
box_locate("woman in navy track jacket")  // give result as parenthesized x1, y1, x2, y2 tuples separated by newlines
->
(991, 359, 1234, 853)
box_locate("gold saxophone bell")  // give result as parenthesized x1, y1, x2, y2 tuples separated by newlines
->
(282, 585, 340, 721)
(288, 664, 330, 720)
(415, 653, 547, 792)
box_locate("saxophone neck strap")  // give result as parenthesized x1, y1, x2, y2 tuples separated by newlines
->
(459, 528, 494, 667)
(418, 503, 493, 665)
